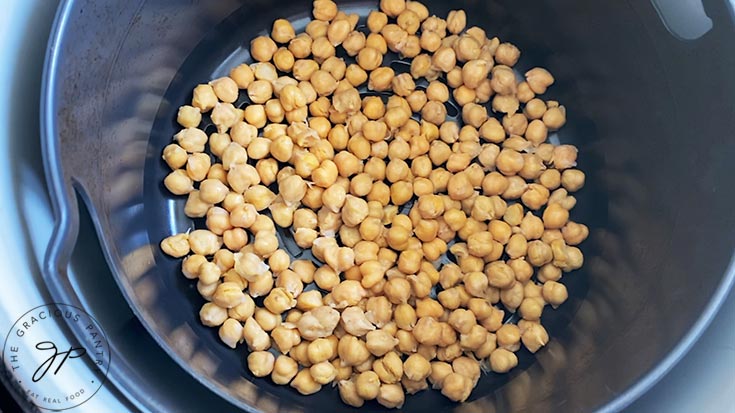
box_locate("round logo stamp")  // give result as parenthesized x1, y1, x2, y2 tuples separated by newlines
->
(2, 303, 111, 411)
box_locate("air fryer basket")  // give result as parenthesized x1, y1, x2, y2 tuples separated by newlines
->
(42, 0, 735, 412)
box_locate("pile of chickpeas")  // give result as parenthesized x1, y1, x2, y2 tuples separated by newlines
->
(160, 0, 587, 408)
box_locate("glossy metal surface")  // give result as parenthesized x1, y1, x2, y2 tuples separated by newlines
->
(40, 0, 735, 412)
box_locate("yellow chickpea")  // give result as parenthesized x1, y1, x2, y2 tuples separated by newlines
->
(489, 348, 518, 373)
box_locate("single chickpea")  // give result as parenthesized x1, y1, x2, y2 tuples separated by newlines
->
(230, 64, 255, 89)
(522, 183, 551, 211)
(357, 47, 383, 71)
(543, 203, 569, 229)
(403, 353, 431, 381)
(328, 19, 351, 46)
(561, 169, 585, 192)
(489, 348, 518, 373)
(250, 35, 277, 62)
(495, 42, 521, 66)
(312, 0, 338, 20)
(290, 369, 322, 395)
(441, 373, 472, 402)
(521, 322, 549, 353)
(271, 355, 298, 385)
(525, 67, 555, 94)
(192, 84, 218, 112)
(246, 351, 275, 378)
(542, 280, 568, 308)
(432, 46, 456, 72)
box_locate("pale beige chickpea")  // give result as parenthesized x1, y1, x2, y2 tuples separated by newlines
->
(461, 59, 491, 89)
(327, 19, 351, 46)
(525, 67, 555, 94)
(542, 203, 569, 229)
(524, 98, 547, 120)
(519, 296, 544, 322)
(561, 221, 589, 246)
(500, 280, 524, 312)
(312, 0, 338, 20)
(455, 35, 482, 62)
(342, 64, 368, 89)
(205, 206, 232, 236)
(410, 53, 433, 79)
(296, 290, 324, 312)
(337, 335, 371, 366)
(502, 175, 527, 200)
(561, 169, 585, 192)
(208, 77, 237, 104)
(462, 103, 488, 129)
(503, 114, 528, 137)
(162, 143, 188, 170)
(516, 80, 535, 103)
(245, 351, 275, 378)
(340, 31, 366, 57)
(420, 29, 442, 52)
(489, 348, 518, 373)
(290, 369, 322, 395)
(543, 105, 567, 130)
(356, 47, 383, 71)
(175, 127, 208, 153)
(495, 42, 521, 66)
(426, 80, 449, 103)
(192, 84, 218, 112)
(479, 119, 506, 146)
(432, 46, 456, 72)
(286, 33, 312, 59)
(490, 65, 517, 95)
(341, 195, 369, 228)
(537, 170, 561, 192)
(242, 104, 265, 129)
(250, 35, 277, 62)
(218, 318, 243, 349)
(521, 322, 549, 353)
(176, 105, 202, 128)
(421, 100, 448, 126)
(542, 280, 568, 308)
(520, 183, 549, 211)
(444, 9, 466, 34)
(271, 355, 298, 385)
(441, 373, 472, 402)
(526, 240, 552, 267)
(307, 338, 335, 364)
(164, 169, 196, 195)
(491, 149, 524, 178)
(375, 384, 404, 409)
(402, 353, 431, 382)
(367, 67, 395, 92)
(338, 379, 365, 408)
(230, 64, 255, 89)
(309, 361, 337, 385)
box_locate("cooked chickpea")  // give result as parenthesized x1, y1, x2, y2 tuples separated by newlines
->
(489, 348, 518, 373)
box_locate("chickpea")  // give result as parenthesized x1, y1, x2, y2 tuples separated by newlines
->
(523, 67, 554, 95)
(376, 383, 405, 409)
(230, 64, 255, 89)
(432, 46, 456, 72)
(357, 47, 383, 71)
(542, 280, 568, 308)
(489, 348, 518, 373)
(337, 378, 364, 407)
(561, 169, 585, 192)
(191, 84, 218, 113)
(541, 104, 566, 130)
(542, 203, 569, 229)
(312, 0, 337, 20)
(250, 35, 277, 63)
(447, 309, 477, 335)
(160, 233, 190, 258)
(441, 373, 472, 402)
(290, 369, 322, 395)
(521, 322, 549, 353)
(327, 19, 351, 46)
(269, 355, 298, 385)
(176, 105, 202, 129)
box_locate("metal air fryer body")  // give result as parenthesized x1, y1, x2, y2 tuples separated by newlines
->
(40, 0, 735, 412)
